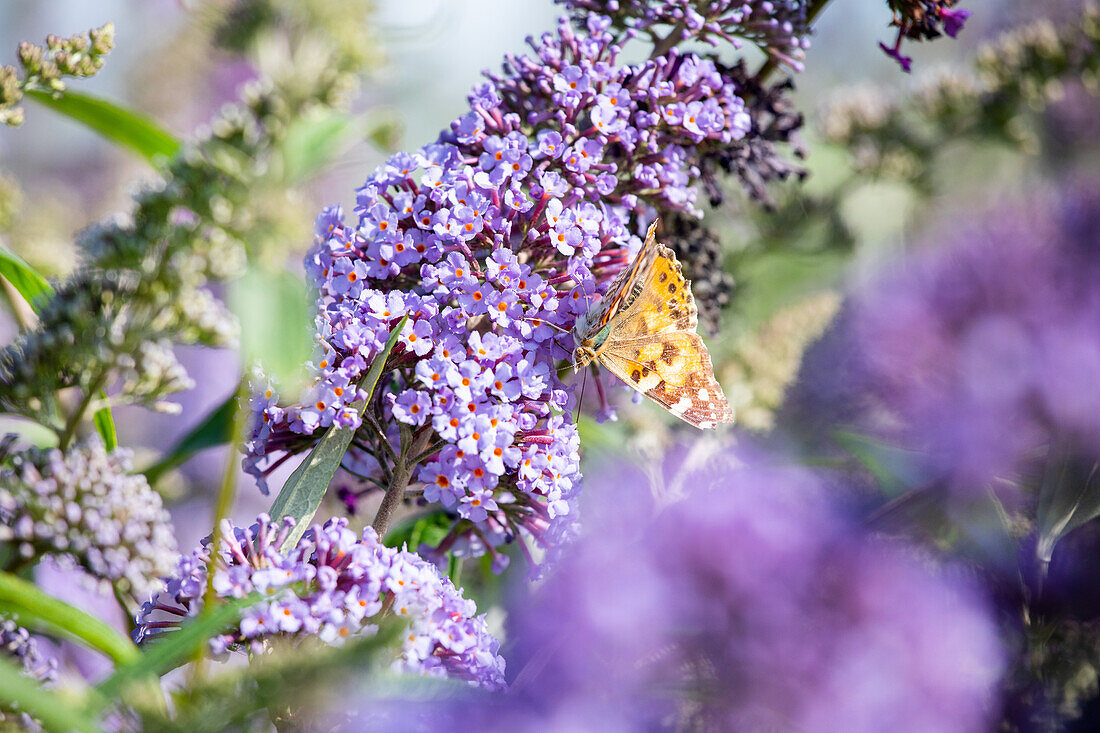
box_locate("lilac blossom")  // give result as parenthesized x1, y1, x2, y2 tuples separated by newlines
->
(1, 618, 56, 684)
(0, 617, 57, 728)
(339, 447, 1004, 731)
(133, 515, 505, 690)
(244, 10, 773, 568)
(559, 0, 812, 72)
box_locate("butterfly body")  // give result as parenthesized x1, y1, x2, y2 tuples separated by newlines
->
(572, 221, 734, 429)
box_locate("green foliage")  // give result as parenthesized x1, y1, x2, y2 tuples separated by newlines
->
(1036, 448, 1100, 572)
(0, 656, 99, 733)
(98, 597, 258, 700)
(229, 266, 315, 394)
(25, 89, 181, 164)
(0, 244, 52, 308)
(142, 392, 237, 485)
(0, 572, 138, 667)
(268, 317, 407, 550)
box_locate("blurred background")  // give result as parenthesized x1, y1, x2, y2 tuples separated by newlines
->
(3, 0, 1095, 559)
(3, 0, 1100, 726)
(2, 0, 1094, 568)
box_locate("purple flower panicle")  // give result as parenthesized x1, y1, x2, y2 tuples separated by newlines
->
(134, 515, 505, 690)
(0, 439, 177, 599)
(245, 10, 774, 566)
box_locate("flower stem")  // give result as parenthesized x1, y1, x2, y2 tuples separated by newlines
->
(58, 371, 107, 451)
(372, 428, 433, 538)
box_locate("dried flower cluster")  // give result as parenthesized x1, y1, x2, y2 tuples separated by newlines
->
(880, 1, 971, 71)
(827, 5, 1100, 182)
(0, 23, 114, 126)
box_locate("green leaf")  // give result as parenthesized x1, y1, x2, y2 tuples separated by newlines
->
(281, 108, 402, 183)
(1036, 448, 1100, 568)
(141, 392, 236, 484)
(97, 596, 255, 699)
(0, 572, 138, 667)
(25, 89, 180, 165)
(269, 317, 407, 551)
(832, 429, 927, 497)
(0, 416, 58, 448)
(0, 656, 101, 733)
(92, 401, 117, 451)
(383, 510, 452, 550)
(0, 243, 53, 309)
(228, 266, 315, 394)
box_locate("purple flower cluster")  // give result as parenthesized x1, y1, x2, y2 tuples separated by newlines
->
(342, 447, 1004, 731)
(560, 0, 811, 71)
(0, 439, 177, 599)
(1, 617, 55, 683)
(245, 12, 764, 564)
(850, 187, 1100, 494)
(880, 1, 971, 71)
(134, 515, 505, 690)
(0, 617, 56, 728)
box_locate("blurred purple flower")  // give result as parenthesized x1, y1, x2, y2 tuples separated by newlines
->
(340, 447, 1004, 731)
(0, 439, 178, 599)
(851, 186, 1100, 493)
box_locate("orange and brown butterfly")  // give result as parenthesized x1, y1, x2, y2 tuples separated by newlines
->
(571, 219, 734, 429)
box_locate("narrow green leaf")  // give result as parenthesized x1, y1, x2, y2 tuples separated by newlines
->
(269, 317, 407, 550)
(142, 392, 236, 484)
(0, 572, 138, 667)
(25, 89, 180, 165)
(97, 597, 255, 699)
(0, 656, 101, 733)
(0, 244, 53, 308)
(0, 416, 58, 448)
(92, 400, 117, 451)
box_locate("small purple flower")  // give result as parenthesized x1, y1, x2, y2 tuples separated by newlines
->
(941, 7, 971, 38)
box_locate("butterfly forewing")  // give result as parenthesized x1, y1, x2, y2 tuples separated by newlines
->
(604, 242, 698, 339)
(586, 222, 661, 336)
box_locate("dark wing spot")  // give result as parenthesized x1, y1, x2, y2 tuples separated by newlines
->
(658, 271, 668, 283)
(631, 369, 641, 381)
(640, 365, 650, 377)
(661, 342, 678, 363)
(668, 283, 677, 293)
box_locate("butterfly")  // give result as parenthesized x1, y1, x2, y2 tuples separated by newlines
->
(571, 220, 734, 429)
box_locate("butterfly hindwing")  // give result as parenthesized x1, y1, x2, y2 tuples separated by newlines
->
(600, 331, 733, 429)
